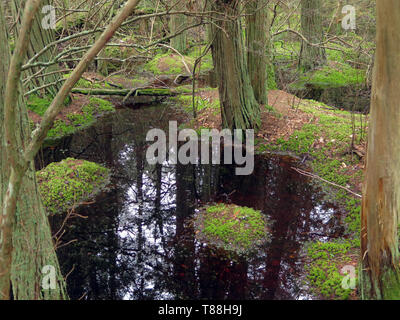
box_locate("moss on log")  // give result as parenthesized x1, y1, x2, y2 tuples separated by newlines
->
(71, 87, 178, 96)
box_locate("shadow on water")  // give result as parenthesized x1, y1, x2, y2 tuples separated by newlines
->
(40, 103, 344, 300)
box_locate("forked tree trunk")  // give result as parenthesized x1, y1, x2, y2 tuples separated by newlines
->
(11, 0, 63, 97)
(299, 0, 326, 71)
(0, 3, 67, 300)
(245, 0, 268, 106)
(360, 0, 400, 300)
(211, 0, 260, 130)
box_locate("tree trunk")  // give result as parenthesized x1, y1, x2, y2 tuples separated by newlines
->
(245, 0, 268, 106)
(0, 3, 67, 300)
(211, 0, 260, 130)
(11, 0, 63, 97)
(360, 0, 400, 300)
(299, 0, 326, 71)
(169, 0, 187, 53)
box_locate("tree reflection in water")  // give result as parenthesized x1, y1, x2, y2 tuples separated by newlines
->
(44, 105, 344, 300)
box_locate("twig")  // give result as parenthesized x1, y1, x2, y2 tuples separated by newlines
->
(291, 167, 362, 198)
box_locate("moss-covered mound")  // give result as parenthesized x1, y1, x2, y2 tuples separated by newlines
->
(289, 64, 365, 91)
(306, 240, 357, 300)
(194, 203, 271, 256)
(144, 53, 196, 75)
(36, 158, 110, 215)
(28, 95, 115, 145)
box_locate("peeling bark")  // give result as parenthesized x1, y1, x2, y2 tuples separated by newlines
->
(360, 0, 400, 300)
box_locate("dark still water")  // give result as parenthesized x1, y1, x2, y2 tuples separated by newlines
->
(39, 104, 344, 300)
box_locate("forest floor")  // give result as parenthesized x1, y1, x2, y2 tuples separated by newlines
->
(193, 88, 366, 194)
(187, 87, 365, 300)
(28, 69, 366, 300)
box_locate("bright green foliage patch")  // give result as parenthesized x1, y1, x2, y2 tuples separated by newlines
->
(37, 158, 110, 214)
(264, 100, 365, 188)
(195, 203, 271, 256)
(174, 94, 220, 114)
(273, 41, 301, 64)
(256, 99, 365, 299)
(27, 95, 53, 116)
(344, 198, 361, 241)
(46, 97, 115, 144)
(290, 64, 365, 90)
(187, 45, 214, 72)
(273, 40, 367, 91)
(306, 240, 357, 300)
(144, 53, 196, 75)
(63, 74, 113, 89)
(267, 63, 278, 90)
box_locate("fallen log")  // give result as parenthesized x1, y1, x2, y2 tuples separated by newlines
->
(71, 87, 178, 96)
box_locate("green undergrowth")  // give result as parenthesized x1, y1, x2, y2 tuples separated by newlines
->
(194, 203, 271, 257)
(48, 97, 114, 143)
(306, 240, 357, 300)
(267, 64, 278, 90)
(257, 98, 365, 299)
(28, 95, 115, 145)
(37, 158, 110, 215)
(187, 45, 214, 72)
(173, 93, 220, 115)
(290, 64, 366, 90)
(63, 73, 114, 89)
(273, 40, 367, 91)
(144, 53, 196, 75)
(27, 95, 53, 117)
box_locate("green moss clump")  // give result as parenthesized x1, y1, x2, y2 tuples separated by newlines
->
(27, 95, 53, 116)
(63, 74, 113, 90)
(265, 100, 365, 187)
(273, 41, 301, 64)
(144, 53, 196, 75)
(187, 45, 214, 72)
(256, 98, 364, 299)
(195, 203, 271, 256)
(45, 97, 115, 144)
(174, 94, 220, 114)
(36, 158, 110, 214)
(267, 63, 278, 90)
(306, 240, 357, 300)
(290, 64, 366, 90)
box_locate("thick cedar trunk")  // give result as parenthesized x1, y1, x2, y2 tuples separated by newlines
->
(211, 0, 260, 130)
(299, 0, 326, 71)
(11, 0, 63, 97)
(245, 0, 268, 106)
(360, 0, 400, 300)
(0, 3, 67, 300)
